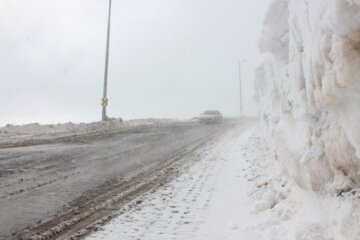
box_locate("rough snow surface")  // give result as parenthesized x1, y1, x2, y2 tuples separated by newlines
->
(0, 119, 231, 239)
(246, 128, 360, 240)
(87, 125, 258, 240)
(84, 125, 360, 240)
(256, 0, 360, 192)
(0, 118, 177, 148)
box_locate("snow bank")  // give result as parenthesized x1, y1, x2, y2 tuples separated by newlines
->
(245, 128, 360, 240)
(0, 118, 178, 148)
(256, 0, 360, 192)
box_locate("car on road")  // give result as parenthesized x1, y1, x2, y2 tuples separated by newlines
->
(197, 110, 223, 124)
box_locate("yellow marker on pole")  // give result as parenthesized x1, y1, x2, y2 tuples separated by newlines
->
(101, 98, 109, 107)
(102, 0, 112, 121)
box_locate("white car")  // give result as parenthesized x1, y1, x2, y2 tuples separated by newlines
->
(198, 110, 223, 124)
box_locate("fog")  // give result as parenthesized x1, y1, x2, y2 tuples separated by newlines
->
(0, 0, 271, 126)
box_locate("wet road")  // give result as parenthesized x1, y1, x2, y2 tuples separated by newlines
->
(0, 121, 235, 239)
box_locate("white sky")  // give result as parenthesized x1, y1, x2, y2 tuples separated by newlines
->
(0, 0, 272, 126)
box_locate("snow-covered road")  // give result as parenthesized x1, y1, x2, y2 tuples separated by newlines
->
(87, 122, 258, 240)
(7, 119, 353, 239)
(2, 120, 241, 239)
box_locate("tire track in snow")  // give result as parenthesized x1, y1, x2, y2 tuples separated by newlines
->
(87, 121, 256, 240)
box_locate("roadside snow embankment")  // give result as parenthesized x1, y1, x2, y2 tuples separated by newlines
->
(245, 128, 360, 240)
(0, 118, 177, 148)
(256, 0, 360, 193)
(253, 1, 360, 238)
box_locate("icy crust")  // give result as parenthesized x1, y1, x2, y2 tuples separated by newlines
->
(256, 0, 360, 192)
(0, 118, 178, 148)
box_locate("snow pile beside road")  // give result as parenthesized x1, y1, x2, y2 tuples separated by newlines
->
(256, 0, 360, 192)
(0, 118, 177, 148)
(0, 118, 173, 135)
(245, 128, 360, 240)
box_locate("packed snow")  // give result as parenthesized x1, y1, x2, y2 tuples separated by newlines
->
(253, 0, 360, 239)
(84, 123, 360, 240)
(0, 118, 177, 148)
(246, 129, 360, 240)
(86, 124, 258, 240)
(256, 0, 360, 193)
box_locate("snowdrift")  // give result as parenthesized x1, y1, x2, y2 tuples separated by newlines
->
(0, 118, 177, 148)
(256, 0, 360, 193)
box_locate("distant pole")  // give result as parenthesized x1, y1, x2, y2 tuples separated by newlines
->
(238, 60, 246, 116)
(102, 0, 112, 121)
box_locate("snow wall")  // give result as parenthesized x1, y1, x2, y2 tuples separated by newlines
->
(256, 0, 360, 192)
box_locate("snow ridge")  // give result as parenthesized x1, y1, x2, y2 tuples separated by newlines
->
(256, 0, 360, 192)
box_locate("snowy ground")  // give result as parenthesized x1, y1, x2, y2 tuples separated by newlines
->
(0, 118, 179, 148)
(85, 123, 360, 240)
(251, 0, 360, 239)
(1, 119, 234, 239)
(3, 117, 358, 239)
(86, 124, 258, 240)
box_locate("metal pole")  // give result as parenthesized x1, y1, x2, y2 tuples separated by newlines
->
(102, 0, 112, 121)
(238, 59, 246, 117)
(238, 61, 243, 116)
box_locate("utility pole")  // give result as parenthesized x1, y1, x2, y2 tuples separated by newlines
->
(238, 60, 246, 116)
(102, 0, 112, 121)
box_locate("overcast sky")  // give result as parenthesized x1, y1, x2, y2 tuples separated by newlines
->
(0, 0, 272, 126)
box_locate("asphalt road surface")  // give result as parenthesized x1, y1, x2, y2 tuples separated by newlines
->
(0, 120, 238, 239)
